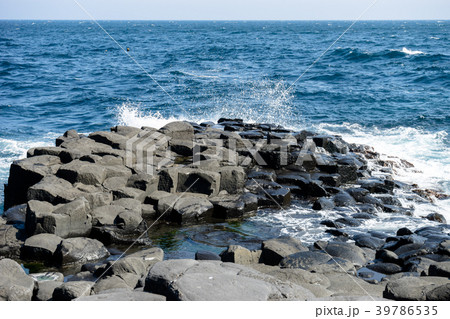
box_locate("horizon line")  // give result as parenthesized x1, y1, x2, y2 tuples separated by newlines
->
(0, 18, 449, 22)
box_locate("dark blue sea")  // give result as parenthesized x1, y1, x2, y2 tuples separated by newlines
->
(1, 20, 449, 256)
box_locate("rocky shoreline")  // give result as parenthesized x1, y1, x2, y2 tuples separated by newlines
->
(1, 119, 449, 301)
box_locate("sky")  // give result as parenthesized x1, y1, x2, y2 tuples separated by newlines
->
(0, 0, 449, 20)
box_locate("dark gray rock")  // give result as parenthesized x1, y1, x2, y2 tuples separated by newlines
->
(426, 283, 450, 301)
(27, 197, 92, 238)
(27, 175, 82, 205)
(159, 121, 194, 140)
(34, 280, 62, 301)
(177, 168, 221, 196)
(170, 196, 214, 224)
(56, 237, 109, 265)
(366, 263, 402, 274)
(397, 227, 414, 236)
(314, 241, 367, 267)
(210, 194, 246, 219)
(195, 250, 221, 261)
(57, 160, 107, 185)
(52, 281, 93, 301)
(22, 233, 62, 261)
(375, 249, 401, 264)
(0, 224, 25, 259)
(114, 210, 143, 230)
(3, 204, 27, 224)
(75, 288, 167, 301)
(426, 213, 447, 224)
(335, 217, 362, 227)
(218, 166, 246, 194)
(428, 262, 450, 277)
(312, 198, 335, 211)
(144, 259, 314, 300)
(354, 234, 384, 250)
(220, 245, 261, 265)
(5, 155, 61, 209)
(91, 205, 124, 226)
(383, 277, 448, 301)
(261, 236, 308, 266)
(280, 251, 355, 274)
(333, 191, 356, 207)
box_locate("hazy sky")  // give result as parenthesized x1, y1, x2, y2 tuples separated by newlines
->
(0, 0, 449, 20)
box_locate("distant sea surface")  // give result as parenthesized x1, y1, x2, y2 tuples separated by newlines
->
(0, 21, 449, 256)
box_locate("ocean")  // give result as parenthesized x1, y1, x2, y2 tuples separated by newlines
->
(0, 20, 449, 257)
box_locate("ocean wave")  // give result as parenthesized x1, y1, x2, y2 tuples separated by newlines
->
(399, 47, 425, 55)
(331, 47, 429, 61)
(312, 122, 450, 221)
(169, 70, 219, 79)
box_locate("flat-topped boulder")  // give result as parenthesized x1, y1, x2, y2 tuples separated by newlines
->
(55, 237, 109, 265)
(159, 121, 194, 140)
(144, 259, 315, 301)
(261, 236, 309, 266)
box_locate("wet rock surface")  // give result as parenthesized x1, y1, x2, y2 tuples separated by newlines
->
(1, 119, 449, 301)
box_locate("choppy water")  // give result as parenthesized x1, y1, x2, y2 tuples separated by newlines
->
(1, 20, 449, 257)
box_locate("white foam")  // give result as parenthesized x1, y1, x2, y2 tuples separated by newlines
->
(400, 47, 424, 55)
(313, 122, 450, 223)
(115, 102, 191, 129)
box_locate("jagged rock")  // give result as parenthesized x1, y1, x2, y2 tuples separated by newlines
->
(88, 131, 129, 150)
(144, 259, 314, 300)
(4, 155, 61, 209)
(22, 233, 62, 261)
(126, 173, 158, 192)
(3, 203, 27, 224)
(27, 175, 82, 205)
(261, 236, 308, 266)
(75, 184, 113, 209)
(313, 135, 348, 154)
(218, 166, 246, 194)
(209, 195, 246, 219)
(169, 139, 194, 156)
(220, 245, 261, 265)
(52, 281, 93, 301)
(55, 237, 109, 265)
(0, 224, 25, 258)
(114, 210, 143, 230)
(0, 258, 35, 301)
(26, 197, 92, 238)
(177, 168, 221, 196)
(91, 205, 124, 226)
(34, 280, 62, 301)
(170, 196, 214, 224)
(359, 178, 394, 194)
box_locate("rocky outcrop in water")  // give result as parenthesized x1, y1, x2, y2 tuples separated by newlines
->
(1, 119, 449, 301)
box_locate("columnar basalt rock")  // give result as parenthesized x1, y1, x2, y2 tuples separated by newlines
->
(1, 119, 449, 301)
